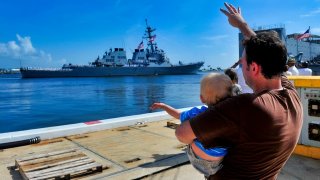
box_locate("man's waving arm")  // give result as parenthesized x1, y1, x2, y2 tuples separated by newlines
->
(220, 2, 256, 39)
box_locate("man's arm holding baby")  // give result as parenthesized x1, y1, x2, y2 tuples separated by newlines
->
(175, 120, 196, 144)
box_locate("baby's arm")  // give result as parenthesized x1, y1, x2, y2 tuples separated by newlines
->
(150, 103, 180, 119)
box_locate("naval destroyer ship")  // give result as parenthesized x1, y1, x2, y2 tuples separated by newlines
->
(20, 21, 204, 78)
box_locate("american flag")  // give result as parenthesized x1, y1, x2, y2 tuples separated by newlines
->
(149, 35, 156, 42)
(296, 28, 311, 41)
(137, 41, 144, 49)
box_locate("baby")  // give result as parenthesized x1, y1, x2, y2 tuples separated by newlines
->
(150, 73, 233, 177)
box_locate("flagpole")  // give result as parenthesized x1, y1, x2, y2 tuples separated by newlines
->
(296, 37, 298, 55)
(309, 26, 311, 61)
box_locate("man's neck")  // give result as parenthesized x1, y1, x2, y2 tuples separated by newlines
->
(253, 77, 282, 94)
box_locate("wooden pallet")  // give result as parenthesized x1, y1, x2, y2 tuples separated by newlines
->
(15, 148, 103, 180)
(166, 120, 180, 129)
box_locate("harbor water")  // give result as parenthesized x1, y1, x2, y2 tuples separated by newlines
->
(0, 73, 208, 133)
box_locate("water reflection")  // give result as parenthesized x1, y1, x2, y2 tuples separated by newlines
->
(0, 74, 202, 133)
(132, 84, 165, 112)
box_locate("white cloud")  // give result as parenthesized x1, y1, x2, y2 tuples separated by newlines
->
(7, 41, 21, 57)
(8, 41, 20, 51)
(0, 34, 51, 62)
(16, 35, 36, 54)
(300, 8, 320, 17)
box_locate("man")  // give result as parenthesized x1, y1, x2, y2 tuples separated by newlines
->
(175, 3, 303, 180)
(298, 61, 312, 75)
(287, 58, 299, 75)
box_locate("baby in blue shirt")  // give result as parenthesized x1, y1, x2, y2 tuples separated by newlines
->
(150, 73, 234, 177)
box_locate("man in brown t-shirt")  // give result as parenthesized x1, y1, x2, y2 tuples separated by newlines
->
(175, 3, 303, 179)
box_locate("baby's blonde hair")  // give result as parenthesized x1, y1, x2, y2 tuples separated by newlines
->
(200, 73, 233, 105)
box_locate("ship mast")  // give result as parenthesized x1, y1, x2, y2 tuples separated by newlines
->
(145, 19, 156, 53)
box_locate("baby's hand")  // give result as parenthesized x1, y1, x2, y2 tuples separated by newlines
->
(150, 102, 165, 110)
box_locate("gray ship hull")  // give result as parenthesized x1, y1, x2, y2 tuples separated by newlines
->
(20, 62, 204, 78)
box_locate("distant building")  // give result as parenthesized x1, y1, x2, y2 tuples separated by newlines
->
(286, 34, 320, 61)
(0, 68, 20, 74)
(238, 24, 320, 61)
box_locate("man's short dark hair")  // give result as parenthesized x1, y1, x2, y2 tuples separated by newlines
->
(243, 31, 287, 79)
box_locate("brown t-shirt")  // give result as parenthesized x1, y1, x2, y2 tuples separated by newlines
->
(190, 76, 303, 180)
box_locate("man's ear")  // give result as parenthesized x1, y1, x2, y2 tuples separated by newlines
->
(251, 62, 260, 75)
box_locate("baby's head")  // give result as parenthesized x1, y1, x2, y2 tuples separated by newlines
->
(200, 73, 233, 106)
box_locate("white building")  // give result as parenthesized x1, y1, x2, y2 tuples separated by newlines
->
(286, 35, 320, 61)
(238, 25, 320, 61)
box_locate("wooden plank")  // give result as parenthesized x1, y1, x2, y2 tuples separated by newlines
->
(16, 148, 104, 180)
(16, 150, 82, 174)
(25, 156, 90, 172)
(16, 148, 79, 162)
(17, 151, 85, 168)
(30, 162, 102, 180)
(26, 158, 95, 178)
(166, 120, 180, 129)
(18, 167, 29, 180)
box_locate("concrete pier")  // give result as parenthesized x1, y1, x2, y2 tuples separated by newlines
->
(0, 115, 319, 179)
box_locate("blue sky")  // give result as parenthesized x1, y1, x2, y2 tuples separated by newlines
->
(0, 0, 319, 69)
